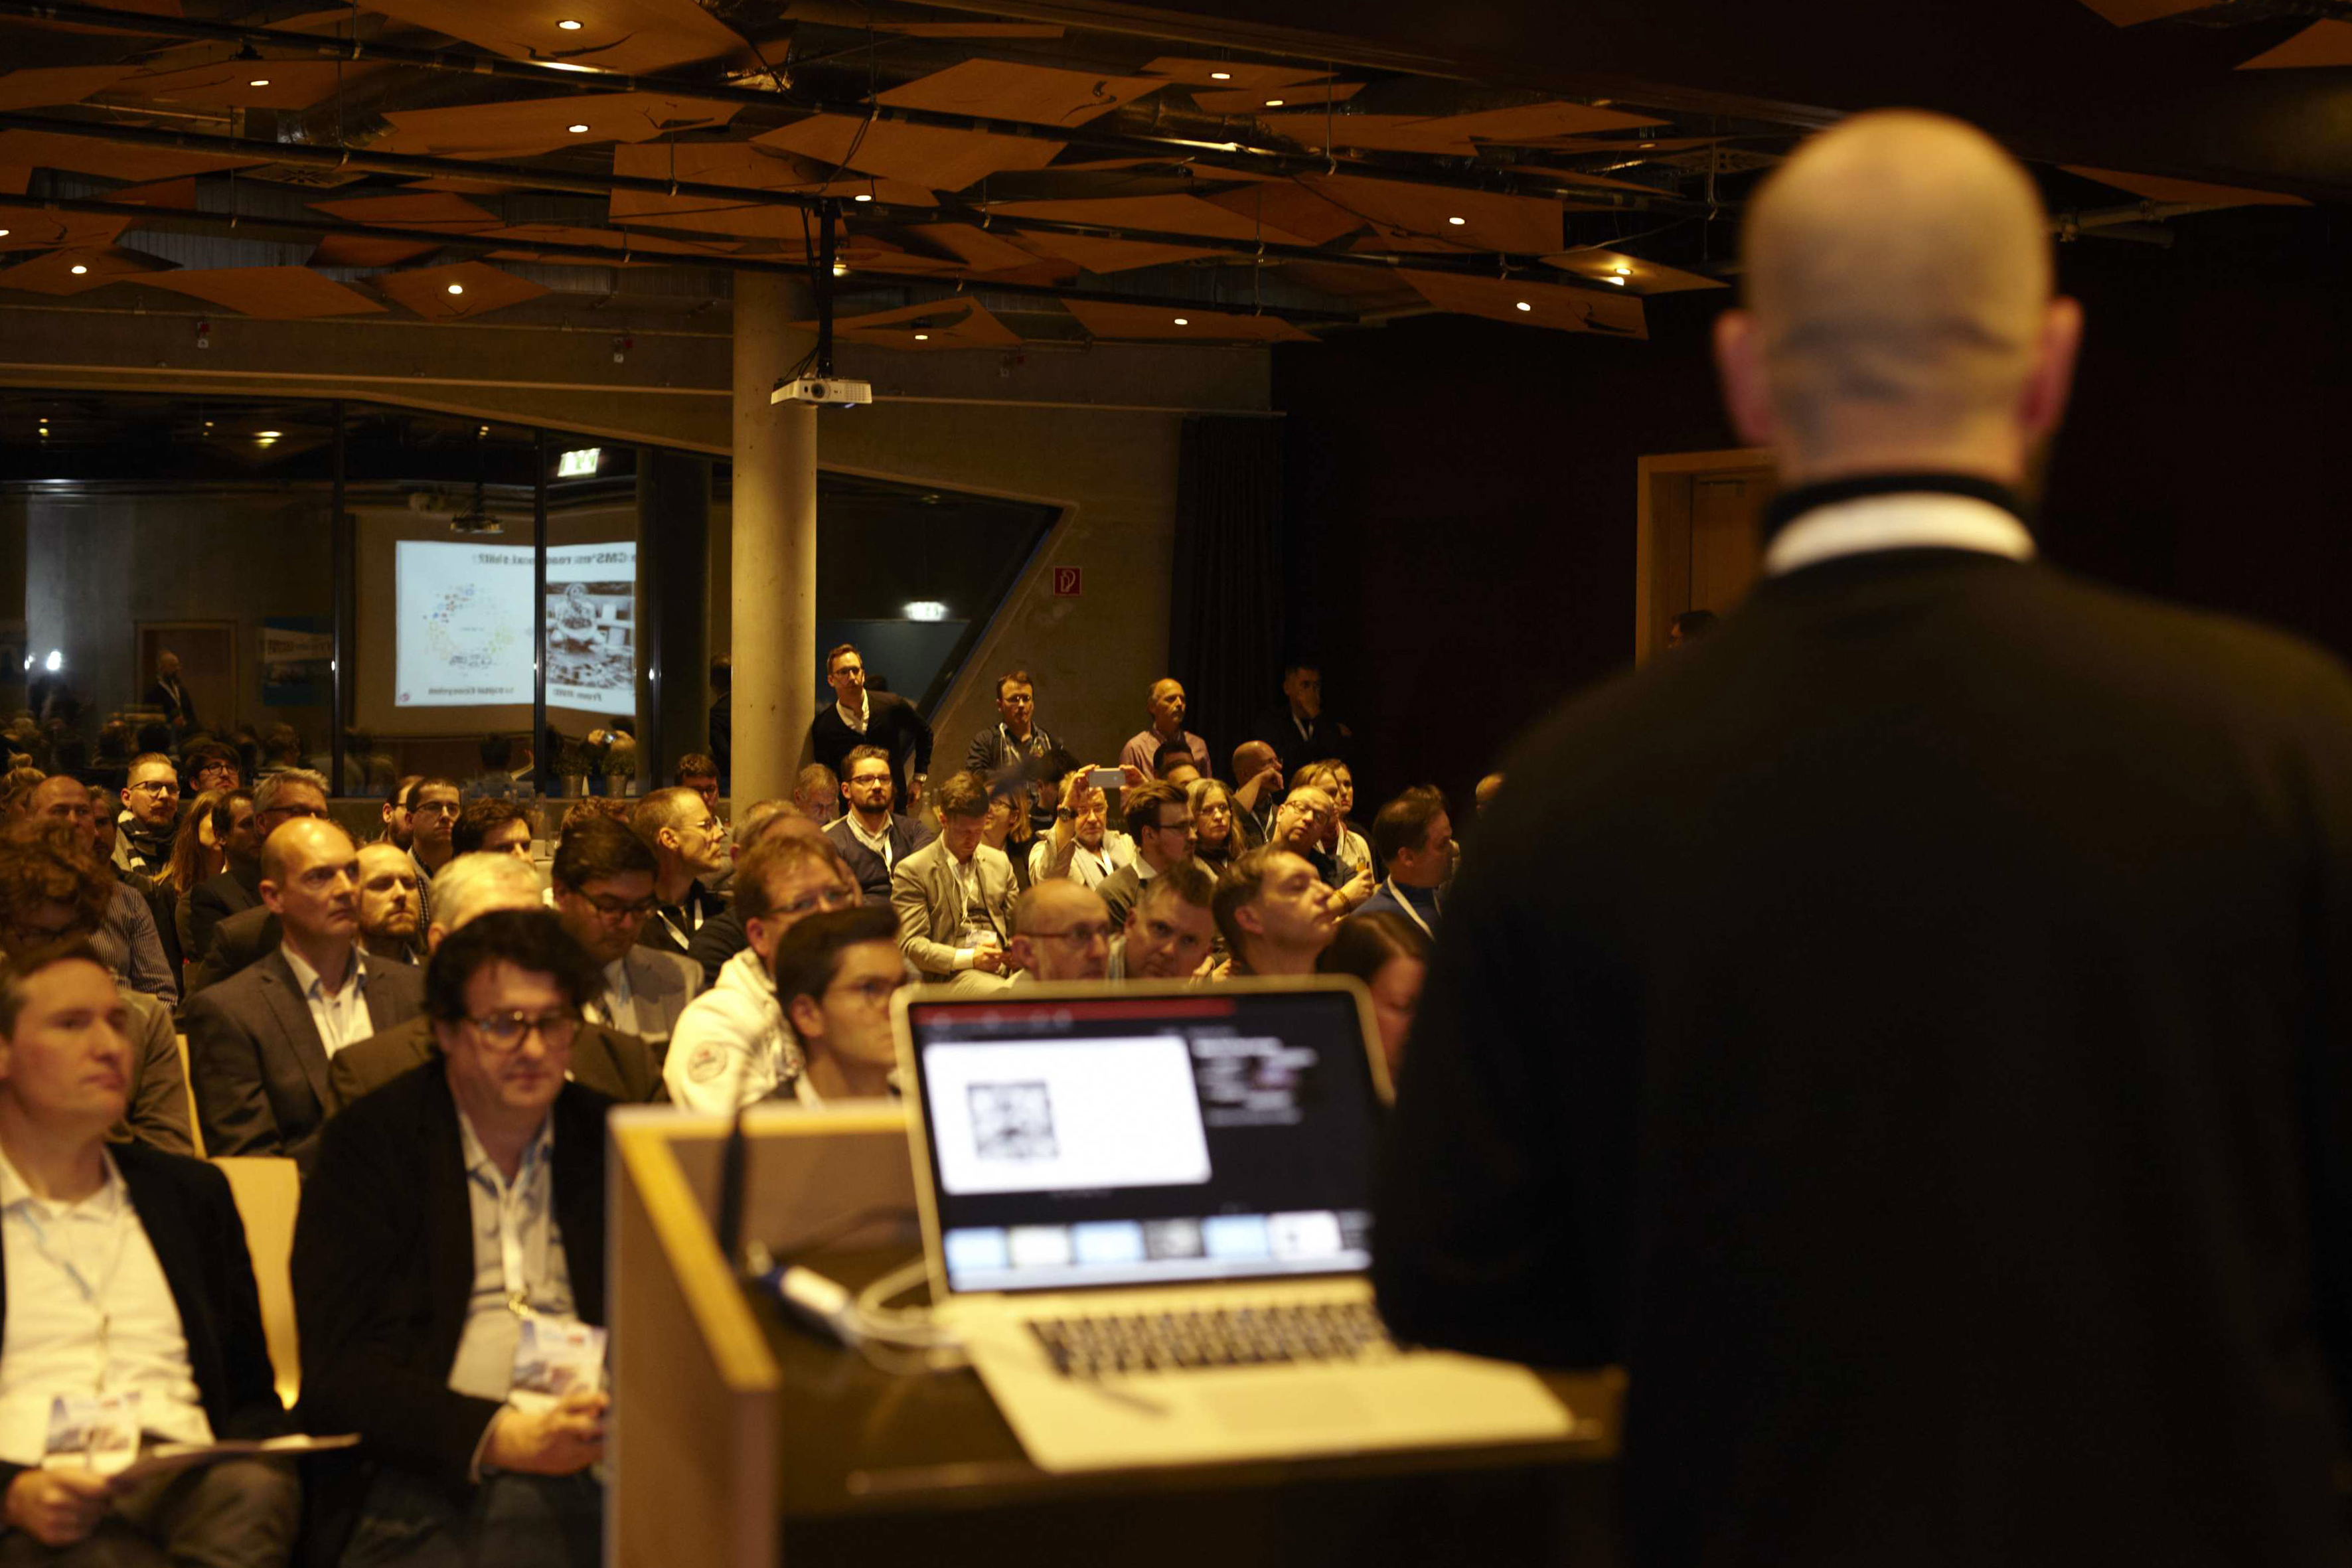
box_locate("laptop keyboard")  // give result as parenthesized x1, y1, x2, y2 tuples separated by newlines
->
(1026, 1300, 1395, 1376)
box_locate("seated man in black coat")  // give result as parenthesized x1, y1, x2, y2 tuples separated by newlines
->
(293, 911, 610, 1568)
(0, 942, 297, 1563)
(822, 745, 935, 905)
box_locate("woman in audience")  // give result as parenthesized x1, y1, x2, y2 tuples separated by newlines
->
(1187, 777, 1241, 869)
(1293, 760, 1373, 878)
(1316, 911, 1431, 1075)
(164, 785, 230, 902)
(983, 771, 1036, 892)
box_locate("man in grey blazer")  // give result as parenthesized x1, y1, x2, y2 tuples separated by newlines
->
(548, 817, 700, 1046)
(888, 772, 1018, 990)
(183, 819, 423, 1170)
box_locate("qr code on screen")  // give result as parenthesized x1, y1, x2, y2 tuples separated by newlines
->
(968, 1081, 1057, 1160)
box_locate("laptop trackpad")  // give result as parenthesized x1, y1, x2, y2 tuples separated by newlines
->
(1202, 1378, 1370, 1432)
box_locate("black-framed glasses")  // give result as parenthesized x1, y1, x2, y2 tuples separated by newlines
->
(127, 781, 180, 797)
(465, 1011, 581, 1052)
(412, 801, 459, 819)
(586, 894, 657, 919)
(824, 975, 904, 1006)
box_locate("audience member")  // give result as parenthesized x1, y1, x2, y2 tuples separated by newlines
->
(1253, 661, 1352, 777)
(1091, 781, 1191, 929)
(0, 942, 298, 1563)
(1229, 740, 1283, 848)
(1115, 860, 1219, 981)
(183, 741, 242, 796)
(0, 768, 46, 819)
(25, 775, 173, 1002)
(113, 751, 181, 879)
(1211, 847, 1339, 978)
(453, 797, 534, 861)
(257, 724, 303, 777)
(791, 763, 838, 825)
(0, 826, 195, 1154)
(184, 787, 260, 961)
(354, 840, 426, 967)
(1472, 772, 1506, 816)
(1187, 778, 1243, 870)
(1006, 881, 1114, 982)
(665, 836, 860, 1110)
(824, 745, 935, 904)
(141, 647, 199, 734)
(182, 819, 424, 1168)
(1316, 911, 1429, 1076)
(333, 853, 659, 1108)
(762, 907, 908, 1104)
(1030, 768, 1135, 890)
(378, 775, 422, 850)
(1119, 679, 1210, 779)
(629, 787, 728, 957)
(1293, 759, 1372, 878)
(549, 817, 699, 1043)
(965, 668, 1058, 776)
(980, 771, 1036, 894)
(294, 911, 609, 1568)
(806, 644, 933, 811)
(674, 753, 720, 816)
(1358, 789, 1452, 939)
(1151, 742, 1200, 787)
(406, 777, 462, 927)
(1667, 607, 1720, 648)
(88, 784, 118, 866)
(684, 806, 823, 988)
(183, 773, 339, 995)
(1269, 785, 1356, 898)
(891, 773, 1017, 990)
(162, 785, 230, 959)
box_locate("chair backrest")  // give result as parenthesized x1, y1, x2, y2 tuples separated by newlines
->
(173, 1033, 203, 1158)
(212, 1155, 301, 1409)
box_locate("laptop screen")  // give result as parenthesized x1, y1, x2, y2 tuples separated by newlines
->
(905, 987, 1381, 1295)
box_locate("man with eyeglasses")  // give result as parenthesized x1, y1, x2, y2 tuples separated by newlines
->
(627, 787, 728, 959)
(24, 775, 174, 1002)
(112, 751, 181, 880)
(407, 777, 463, 931)
(548, 817, 699, 1044)
(295, 910, 612, 1568)
(805, 643, 934, 813)
(665, 835, 860, 1113)
(183, 819, 425, 1170)
(184, 771, 339, 996)
(823, 745, 935, 905)
(767, 907, 909, 1104)
(331, 853, 660, 1108)
(1089, 781, 1191, 931)
(1004, 881, 1114, 984)
(964, 668, 1059, 777)
(1273, 785, 1376, 911)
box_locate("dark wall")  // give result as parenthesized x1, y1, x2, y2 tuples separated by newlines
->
(1275, 204, 2352, 810)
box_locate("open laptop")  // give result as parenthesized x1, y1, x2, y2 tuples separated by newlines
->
(893, 977, 1574, 1473)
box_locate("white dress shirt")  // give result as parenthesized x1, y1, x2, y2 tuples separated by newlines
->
(447, 1111, 574, 1407)
(835, 696, 870, 736)
(1764, 491, 2036, 576)
(844, 812, 898, 871)
(595, 957, 640, 1038)
(1027, 831, 1137, 890)
(278, 944, 375, 1059)
(0, 1148, 212, 1466)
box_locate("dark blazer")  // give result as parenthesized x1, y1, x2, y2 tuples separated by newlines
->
(185, 903, 278, 999)
(806, 690, 935, 795)
(0, 1144, 289, 1496)
(1375, 547, 2352, 1568)
(1092, 862, 1146, 931)
(331, 1014, 661, 1107)
(1250, 705, 1349, 777)
(635, 879, 723, 959)
(183, 947, 425, 1170)
(293, 1065, 609, 1522)
(824, 812, 937, 905)
(186, 865, 262, 966)
(143, 676, 197, 731)
(688, 905, 748, 991)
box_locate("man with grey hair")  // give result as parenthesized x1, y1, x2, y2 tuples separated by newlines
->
(1378, 112, 2352, 1566)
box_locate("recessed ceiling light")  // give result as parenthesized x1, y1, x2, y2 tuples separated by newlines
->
(203, 420, 214, 428)
(1514, 300, 1532, 312)
(446, 283, 465, 294)
(1173, 317, 1190, 326)
(256, 430, 282, 438)
(248, 78, 271, 87)
(0, 228, 10, 238)
(832, 262, 849, 277)
(1447, 216, 1466, 226)
(68, 264, 87, 275)
(1263, 98, 1285, 107)
(1613, 264, 1631, 274)
(1638, 141, 1656, 149)
(567, 123, 589, 133)
(1210, 70, 1231, 80)
(1606, 275, 1625, 285)
(913, 333, 929, 341)
(852, 192, 872, 202)
(556, 16, 583, 27)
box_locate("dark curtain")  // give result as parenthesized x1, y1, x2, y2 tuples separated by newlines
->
(1170, 416, 1284, 771)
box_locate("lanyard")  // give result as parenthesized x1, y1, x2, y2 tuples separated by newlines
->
(16, 1188, 131, 1385)
(653, 898, 702, 951)
(479, 1139, 556, 1320)
(1383, 878, 1438, 941)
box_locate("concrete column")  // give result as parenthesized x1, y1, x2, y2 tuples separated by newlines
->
(635, 445, 714, 789)
(729, 272, 819, 810)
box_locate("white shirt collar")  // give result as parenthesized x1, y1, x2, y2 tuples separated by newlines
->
(1764, 492, 2035, 578)
(0, 1142, 123, 1217)
(836, 694, 870, 730)
(280, 941, 365, 1002)
(846, 812, 894, 856)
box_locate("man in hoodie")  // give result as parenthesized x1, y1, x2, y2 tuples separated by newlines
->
(663, 836, 859, 1113)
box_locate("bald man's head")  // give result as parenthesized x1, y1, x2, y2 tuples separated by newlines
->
(1715, 112, 2080, 481)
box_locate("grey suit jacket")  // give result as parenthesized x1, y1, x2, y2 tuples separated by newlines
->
(118, 985, 196, 1156)
(890, 838, 1016, 982)
(613, 946, 699, 1047)
(329, 1014, 662, 1107)
(183, 947, 425, 1171)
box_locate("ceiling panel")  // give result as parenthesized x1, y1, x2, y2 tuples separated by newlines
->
(1303, 173, 1565, 253)
(902, 222, 1053, 273)
(118, 58, 388, 112)
(1258, 100, 1663, 155)
(1200, 181, 1367, 245)
(796, 296, 1023, 349)
(876, 59, 1169, 128)
(311, 234, 442, 266)
(1193, 81, 1362, 114)
(311, 191, 502, 231)
(0, 245, 175, 295)
(1012, 231, 1222, 272)
(360, 0, 744, 74)
(0, 128, 264, 182)
(1543, 246, 1725, 293)
(2063, 165, 2309, 206)
(481, 223, 742, 262)
(371, 91, 738, 159)
(990, 193, 1314, 244)
(370, 259, 548, 319)
(142, 265, 388, 318)
(2237, 20, 2352, 69)
(1061, 299, 1314, 342)
(1140, 58, 1337, 90)
(755, 114, 1065, 192)
(0, 65, 139, 112)
(1399, 268, 1648, 337)
(0, 203, 129, 253)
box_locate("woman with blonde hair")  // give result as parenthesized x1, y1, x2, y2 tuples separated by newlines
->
(1186, 777, 1241, 869)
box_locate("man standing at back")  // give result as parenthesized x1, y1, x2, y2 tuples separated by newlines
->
(1119, 679, 1210, 781)
(805, 643, 933, 812)
(1375, 112, 2352, 1568)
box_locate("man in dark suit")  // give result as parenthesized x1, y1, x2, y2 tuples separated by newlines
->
(1353, 787, 1450, 941)
(1376, 112, 2352, 1568)
(183, 819, 422, 1169)
(1250, 661, 1351, 777)
(141, 648, 197, 734)
(805, 643, 934, 813)
(0, 943, 296, 1562)
(187, 773, 322, 965)
(293, 911, 609, 1568)
(823, 744, 935, 904)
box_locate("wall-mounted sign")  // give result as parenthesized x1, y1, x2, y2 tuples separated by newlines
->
(1052, 566, 1082, 597)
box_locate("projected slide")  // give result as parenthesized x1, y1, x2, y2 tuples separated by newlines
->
(923, 1037, 1213, 1197)
(394, 540, 635, 710)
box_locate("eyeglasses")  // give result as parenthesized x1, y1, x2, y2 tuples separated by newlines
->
(586, 894, 657, 920)
(412, 801, 459, 819)
(1151, 817, 1192, 835)
(824, 975, 903, 1006)
(465, 1011, 580, 1052)
(848, 773, 894, 789)
(127, 781, 179, 797)
(1031, 921, 1114, 946)
(774, 884, 859, 919)
(832, 663, 865, 677)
